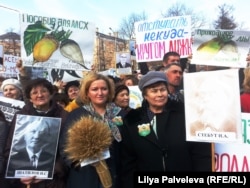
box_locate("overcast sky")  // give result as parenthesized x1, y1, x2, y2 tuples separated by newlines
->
(0, 0, 249, 34)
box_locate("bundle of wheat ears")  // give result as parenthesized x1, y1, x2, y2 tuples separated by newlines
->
(64, 116, 113, 188)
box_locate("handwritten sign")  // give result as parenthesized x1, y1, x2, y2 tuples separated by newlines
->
(0, 54, 19, 78)
(134, 15, 192, 63)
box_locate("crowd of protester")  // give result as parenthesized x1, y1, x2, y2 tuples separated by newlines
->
(0, 50, 249, 188)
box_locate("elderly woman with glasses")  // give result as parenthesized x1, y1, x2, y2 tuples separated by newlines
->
(4, 78, 69, 188)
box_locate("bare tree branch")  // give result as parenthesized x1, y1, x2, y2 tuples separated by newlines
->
(161, 2, 207, 34)
(118, 11, 148, 39)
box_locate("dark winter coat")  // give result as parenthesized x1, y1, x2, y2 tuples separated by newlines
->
(0, 110, 10, 187)
(60, 104, 123, 188)
(119, 101, 213, 188)
(4, 100, 69, 188)
(116, 62, 131, 68)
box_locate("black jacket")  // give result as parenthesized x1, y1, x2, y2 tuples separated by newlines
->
(120, 101, 212, 188)
(4, 100, 69, 188)
(6, 148, 54, 178)
(60, 105, 123, 188)
(0, 110, 10, 187)
(116, 62, 131, 68)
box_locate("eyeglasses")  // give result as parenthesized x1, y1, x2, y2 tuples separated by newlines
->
(30, 89, 50, 96)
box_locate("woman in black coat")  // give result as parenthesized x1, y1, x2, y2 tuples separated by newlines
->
(0, 110, 11, 187)
(60, 72, 125, 188)
(119, 71, 213, 188)
(4, 78, 69, 188)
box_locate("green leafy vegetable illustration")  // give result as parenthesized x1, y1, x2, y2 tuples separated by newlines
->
(23, 21, 51, 56)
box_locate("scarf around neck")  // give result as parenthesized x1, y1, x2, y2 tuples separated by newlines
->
(83, 102, 122, 142)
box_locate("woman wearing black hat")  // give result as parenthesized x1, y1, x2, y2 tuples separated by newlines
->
(119, 71, 213, 188)
(64, 80, 81, 112)
(64, 80, 80, 101)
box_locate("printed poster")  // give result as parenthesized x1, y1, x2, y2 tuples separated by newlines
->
(192, 29, 250, 68)
(134, 15, 192, 63)
(129, 40, 136, 56)
(116, 52, 132, 75)
(0, 7, 21, 76)
(184, 69, 242, 143)
(6, 115, 61, 179)
(215, 113, 250, 172)
(20, 13, 96, 72)
(129, 40, 136, 60)
(0, 96, 25, 122)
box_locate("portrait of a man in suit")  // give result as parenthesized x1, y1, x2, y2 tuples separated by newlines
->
(6, 115, 61, 179)
(116, 53, 131, 68)
(129, 40, 136, 56)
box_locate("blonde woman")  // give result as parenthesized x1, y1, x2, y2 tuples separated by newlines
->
(61, 72, 125, 188)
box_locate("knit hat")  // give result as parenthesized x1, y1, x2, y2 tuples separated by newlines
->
(138, 71, 167, 91)
(1, 78, 22, 91)
(114, 84, 129, 100)
(64, 80, 80, 95)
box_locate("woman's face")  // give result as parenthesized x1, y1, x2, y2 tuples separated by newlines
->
(3, 85, 22, 100)
(124, 79, 133, 86)
(114, 89, 129, 108)
(29, 85, 52, 109)
(67, 86, 79, 100)
(87, 79, 109, 106)
(144, 83, 168, 110)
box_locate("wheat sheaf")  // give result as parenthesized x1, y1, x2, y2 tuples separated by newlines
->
(64, 116, 112, 165)
(64, 116, 113, 188)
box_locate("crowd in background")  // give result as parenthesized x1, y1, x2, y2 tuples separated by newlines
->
(0, 51, 249, 188)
